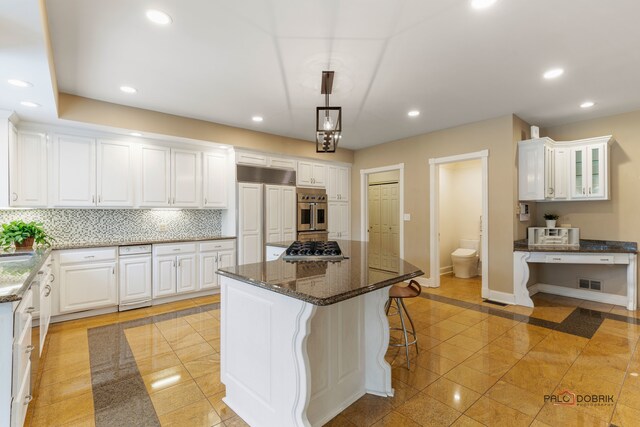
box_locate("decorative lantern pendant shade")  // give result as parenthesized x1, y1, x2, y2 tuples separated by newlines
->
(316, 71, 342, 153)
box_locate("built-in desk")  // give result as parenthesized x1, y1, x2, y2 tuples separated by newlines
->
(514, 239, 638, 310)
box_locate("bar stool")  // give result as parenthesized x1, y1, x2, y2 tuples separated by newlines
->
(386, 279, 421, 369)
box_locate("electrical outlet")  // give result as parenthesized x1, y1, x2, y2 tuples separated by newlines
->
(403, 213, 411, 221)
(159, 223, 168, 232)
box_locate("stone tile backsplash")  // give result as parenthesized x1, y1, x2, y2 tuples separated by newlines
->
(0, 209, 223, 247)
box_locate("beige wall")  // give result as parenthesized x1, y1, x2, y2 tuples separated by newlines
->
(57, 94, 354, 163)
(351, 114, 520, 294)
(368, 170, 400, 184)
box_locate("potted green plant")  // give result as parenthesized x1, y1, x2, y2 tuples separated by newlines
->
(544, 213, 559, 228)
(0, 220, 54, 251)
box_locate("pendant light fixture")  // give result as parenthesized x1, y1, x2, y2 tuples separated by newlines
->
(316, 71, 342, 153)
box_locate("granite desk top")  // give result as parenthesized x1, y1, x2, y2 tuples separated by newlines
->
(52, 235, 236, 250)
(217, 240, 424, 306)
(0, 248, 52, 303)
(514, 239, 637, 254)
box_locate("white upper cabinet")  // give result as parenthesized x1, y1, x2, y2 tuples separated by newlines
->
(171, 149, 201, 207)
(518, 136, 612, 202)
(140, 145, 171, 207)
(327, 165, 350, 201)
(297, 161, 326, 187)
(264, 185, 296, 244)
(268, 156, 296, 170)
(203, 151, 228, 208)
(52, 134, 96, 207)
(236, 151, 267, 166)
(10, 129, 48, 207)
(97, 140, 134, 207)
(328, 202, 350, 239)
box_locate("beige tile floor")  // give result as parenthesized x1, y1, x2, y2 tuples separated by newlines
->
(25, 278, 640, 427)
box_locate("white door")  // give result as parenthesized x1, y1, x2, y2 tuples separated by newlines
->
(10, 130, 48, 207)
(216, 250, 235, 286)
(570, 147, 588, 199)
(153, 255, 176, 297)
(59, 262, 117, 313)
(587, 143, 606, 198)
(337, 202, 350, 239)
(312, 163, 327, 187)
(368, 185, 381, 269)
(97, 140, 134, 207)
(297, 161, 313, 186)
(119, 255, 152, 304)
(238, 183, 263, 264)
(282, 186, 297, 241)
(327, 166, 339, 201)
(172, 149, 201, 207)
(265, 185, 282, 244)
(52, 134, 96, 207)
(337, 167, 349, 201)
(140, 145, 171, 207)
(203, 151, 228, 208)
(380, 183, 400, 271)
(176, 253, 198, 293)
(553, 147, 569, 200)
(199, 253, 218, 290)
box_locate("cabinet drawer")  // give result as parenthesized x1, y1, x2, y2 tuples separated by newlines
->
(237, 152, 267, 166)
(154, 243, 197, 255)
(13, 315, 32, 396)
(545, 254, 614, 264)
(14, 289, 33, 339)
(11, 359, 31, 427)
(199, 240, 235, 252)
(59, 248, 117, 264)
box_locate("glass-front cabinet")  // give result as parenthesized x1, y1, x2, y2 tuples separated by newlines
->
(570, 142, 607, 200)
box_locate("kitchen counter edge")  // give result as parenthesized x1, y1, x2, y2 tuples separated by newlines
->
(513, 239, 637, 254)
(0, 248, 52, 304)
(52, 236, 237, 250)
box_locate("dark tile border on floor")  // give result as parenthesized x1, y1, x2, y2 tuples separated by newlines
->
(417, 292, 631, 339)
(87, 303, 219, 427)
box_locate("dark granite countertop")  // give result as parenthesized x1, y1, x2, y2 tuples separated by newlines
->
(0, 248, 52, 303)
(265, 241, 292, 249)
(217, 240, 424, 306)
(514, 239, 637, 254)
(52, 235, 236, 250)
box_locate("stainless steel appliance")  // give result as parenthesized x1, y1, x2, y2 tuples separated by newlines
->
(283, 241, 346, 262)
(297, 188, 328, 241)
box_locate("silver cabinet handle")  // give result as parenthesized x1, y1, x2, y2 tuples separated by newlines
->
(98, 195, 101, 203)
(24, 395, 33, 405)
(12, 192, 18, 201)
(26, 345, 34, 354)
(173, 261, 176, 267)
(178, 260, 182, 267)
(49, 273, 55, 283)
(84, 255, 95, 259)
(172, 248, 180, 251)
(204, 198, 207, 204)
(112, 267, 115, 275)
(172, 197, 176, 204)
(44, 285, 52, 297)
(588, 187, 592, 195)
(582, 188, 586, 195)
(92, 195, 95, 203)
(26, 307, 35, 314)
(37, 271, 44, 275)
(168, 197, 171, 204)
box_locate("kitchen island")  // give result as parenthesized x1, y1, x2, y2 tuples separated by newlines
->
(217, 240, 423, 427)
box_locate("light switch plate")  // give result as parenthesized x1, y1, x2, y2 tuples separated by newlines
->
(403, 213, 411, 221)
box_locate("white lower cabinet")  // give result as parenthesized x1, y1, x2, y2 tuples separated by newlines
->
(176, 254, 198, 293)
(10, 289, 34, 427)
(59, 261, 117, 313)
(328, 202, 350, 239)
(199, 240, 236, 290)
(152, 243, 198, 298)
(119, 255, 152, 305)
(154, 255, 177, 297)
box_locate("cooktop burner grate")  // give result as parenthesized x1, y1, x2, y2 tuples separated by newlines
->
(282, 241, 346, 262)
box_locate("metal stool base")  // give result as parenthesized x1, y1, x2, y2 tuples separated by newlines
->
(387, 297, 418, 369)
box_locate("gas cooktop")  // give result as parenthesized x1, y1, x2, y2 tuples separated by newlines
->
(282, 241, 346, 262)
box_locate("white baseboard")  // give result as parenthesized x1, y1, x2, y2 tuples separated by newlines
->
(152, 289, 218, 305)
(529, 283, 628, 307)
(440, 265, 453, 275)
(486, 290, 515, 305)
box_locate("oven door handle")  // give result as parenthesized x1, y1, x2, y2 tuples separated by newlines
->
(310, 203, 316, 230)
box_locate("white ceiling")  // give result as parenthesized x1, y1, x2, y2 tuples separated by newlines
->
(10, 0, 640, 149)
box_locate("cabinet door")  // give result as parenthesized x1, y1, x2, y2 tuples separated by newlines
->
(312, 163, 327, 186)
(153, 255, 176, 297)
(328, 203, 340, 239)
(338, 202, 350, 239)
(171, 149, 201, 207)
(265, 185, 282, 244)
(338, 167, 350, 201)
(327, 166, 339, 201)
(199, 253, 218, 290)
(10, 130, 48, 207)
(176, 254, 198, 293)
(119, 256, 152, 304)
(587, 144, 606, 198)
(297, 161, 313, 186)
(282, 186, 297, 241)
(544, 146, 555, 199)
(216, 250, 236, 286)
(268, 157, 296, 170)
(203, 151, 228, 208)
(52, 134, 96, 207)
(238, 183, 263, 264)
(553, 148, 569, 200)
(59, 262, 117, 313)
(570, 147, 588, 199)
(140, 145, 171, 207)
(97, 140, 134, 207)
(517, 141, 545, 201)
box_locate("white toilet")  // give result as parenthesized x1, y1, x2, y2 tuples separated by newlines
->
(451, 239, 480, 279)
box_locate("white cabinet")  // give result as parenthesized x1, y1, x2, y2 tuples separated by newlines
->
(297, 161, 326, 187)
(119, 255, 152, 305)
(328, 202, 350, 239)
(238, 183, 263, 265)
(152, 243, 198, 297)
(172, 149, 201, 207)
(140, 145, 171, 206)
(38, 256, 53, 356)
(268, 156, 297, 170)
(11, 289, 33, 427)
(518, 138, 554, 201)
(327, 165, 350, 201)
(264, 185, 296, 244)
(570, 142, 608, 200)
(553, 147, 569, 200)
(236, 151, 267, 166)
(265, 245, 286, 261)
(199, 240, 236, 290)
(203, 151, 228, 208)
(97, 140, 135, 207)
(51, 134, 96, 207)
(9, 129, 48, 207)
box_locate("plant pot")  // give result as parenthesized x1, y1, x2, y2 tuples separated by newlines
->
(15, 237, 35, 250)
(545, 220, 557, 228)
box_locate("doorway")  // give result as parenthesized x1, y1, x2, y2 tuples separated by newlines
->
(429, 151, 489, 299)
(360, 164, 404, 266)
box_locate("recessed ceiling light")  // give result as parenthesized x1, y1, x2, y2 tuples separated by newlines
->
(20, 101, 40, 108)
(408, 110, 420, 117)
(580, 101, 595, 109)
(471, 0, 497, 10)
(8, 79, 33, 88)
(120, 85, 137, 94)
(252, 116, 263, 122)
(543, 68, 564, 80)
(146, 9, 172, 25)
(129, 132, 142, 137)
